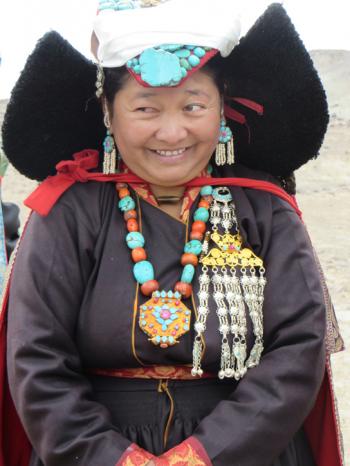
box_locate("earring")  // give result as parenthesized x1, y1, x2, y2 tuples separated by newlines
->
(103, 113, 117, 174)
(215, 119, 235, 166)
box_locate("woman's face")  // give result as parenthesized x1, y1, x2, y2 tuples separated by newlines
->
(109, 70, 222, 187)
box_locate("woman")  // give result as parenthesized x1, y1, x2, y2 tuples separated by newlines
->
(1, 1, 344, 465)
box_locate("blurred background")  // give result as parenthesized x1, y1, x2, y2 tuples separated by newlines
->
(0, 0, 349, 461)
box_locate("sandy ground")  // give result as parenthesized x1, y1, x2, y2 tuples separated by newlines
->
(1, 119, 349, 461)
(296, 121, 350, 462)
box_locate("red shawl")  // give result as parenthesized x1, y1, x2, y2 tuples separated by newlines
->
(0, 150, 344, 466)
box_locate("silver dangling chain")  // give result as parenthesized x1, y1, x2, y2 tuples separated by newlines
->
(192, 187, 266, 380)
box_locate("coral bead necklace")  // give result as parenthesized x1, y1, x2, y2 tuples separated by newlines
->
(116, 182, 213, 348)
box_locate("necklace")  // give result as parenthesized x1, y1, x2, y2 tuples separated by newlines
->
(116, 182, 213, 348)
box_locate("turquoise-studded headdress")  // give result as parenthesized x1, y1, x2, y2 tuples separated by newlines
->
(93, 0, 241, 87)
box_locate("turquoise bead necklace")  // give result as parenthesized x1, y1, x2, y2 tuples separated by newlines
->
(116, 183, 214, 348)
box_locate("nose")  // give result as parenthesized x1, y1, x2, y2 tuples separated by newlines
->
(155, 115, 188, 146)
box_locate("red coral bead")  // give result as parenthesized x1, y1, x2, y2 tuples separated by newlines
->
(132, 247, 147, 263)
(119, 188, 130, 199)
(127, 218, 139, 232)
(124, 210, 137, 221)
(181, 253, 198, 267)
(202, 195, 213, 204)
(175, 282, 193, 299)
(198, 200, 210, 209)
(191, 220, 206, 234)
(141, 280, 160, 296)
(190, 231, 204, 241)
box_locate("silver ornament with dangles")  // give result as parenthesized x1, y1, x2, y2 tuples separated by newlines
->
(192, 187, 266, 380)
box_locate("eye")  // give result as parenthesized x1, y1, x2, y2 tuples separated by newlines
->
(184, 103, 206, 112)
(136, 107, 157, 113)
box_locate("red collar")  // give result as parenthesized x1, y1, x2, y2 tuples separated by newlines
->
(24, 149, 302, 218)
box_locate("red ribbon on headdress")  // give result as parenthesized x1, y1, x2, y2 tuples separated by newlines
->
(24, 149, 301, 218)
(224, 97, 264, 144)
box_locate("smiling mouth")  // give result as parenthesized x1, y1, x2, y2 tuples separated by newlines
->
(150, 147, 190, 157)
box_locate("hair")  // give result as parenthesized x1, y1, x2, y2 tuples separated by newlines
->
(102, 53, 228, 111)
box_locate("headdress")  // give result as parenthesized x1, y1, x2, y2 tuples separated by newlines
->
(93, 0, 241, 87)
(1, 3, 328, 181)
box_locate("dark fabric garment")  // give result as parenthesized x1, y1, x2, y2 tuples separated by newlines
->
(1, 201, 20, 259)
(30, 376, 316, 466)
(6, 165, 326, 466)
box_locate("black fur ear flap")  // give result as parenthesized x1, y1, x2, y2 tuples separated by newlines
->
(1, 31, 104, 181)
(223, 3, 329, 176)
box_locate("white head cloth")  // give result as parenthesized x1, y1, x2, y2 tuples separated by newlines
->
(93, 0, 242, 67)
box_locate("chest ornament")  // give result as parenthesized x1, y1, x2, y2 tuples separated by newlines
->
(192, 187, 266, 380)
(116, 183, 213, 348)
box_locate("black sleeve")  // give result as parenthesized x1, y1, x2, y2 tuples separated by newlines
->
(6, 193, 132, 466)
(193, 198, 326, 466)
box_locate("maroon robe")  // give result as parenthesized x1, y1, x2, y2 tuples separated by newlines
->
(0, 158, 344, 465)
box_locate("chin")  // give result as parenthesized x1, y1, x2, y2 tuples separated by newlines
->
(148, 167, 199, 187)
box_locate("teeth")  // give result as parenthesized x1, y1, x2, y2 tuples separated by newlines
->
(155, 148, 187, 156)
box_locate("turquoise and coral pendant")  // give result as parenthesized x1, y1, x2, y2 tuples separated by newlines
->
(139, 291, 191, 348)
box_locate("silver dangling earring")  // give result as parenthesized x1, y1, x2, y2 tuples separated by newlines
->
(95, 63, 105, 99)
(215, 119, 235, 166)
(102, 112, 118, 174)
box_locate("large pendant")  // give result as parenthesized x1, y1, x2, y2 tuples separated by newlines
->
(139, 290, 191, 348)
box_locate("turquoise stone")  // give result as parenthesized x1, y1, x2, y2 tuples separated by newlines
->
(160, 44, 182, 51)
(184, 240, 202, 256)
(174, 291, 181, 299)
(133, 260, 154, 284)
(194, 47, 206, 58)
(169, 336, 175, 344)
(119, 196, 136, 212)
(200, 185, 213, 196)
(183, 325, 189, 331)
(133, 65, 141, 75)
(185, 45, 195, 50)
(126, 232, 145, 249)
(180, 67, 188, 78)
(194, 207, 210, 222)
(181, 264, 195, 284)
(175, 49, 191, 58)
(213, 188, 233, 202)
(139, 48, 182, 87)
(180, 58, 190, 70)
(188, 54, 201, 67)
(167, 291, 174, 298)
(162, 336, 168, 343)
(161, 290, 166, 298)
(155, 335, 161, 343)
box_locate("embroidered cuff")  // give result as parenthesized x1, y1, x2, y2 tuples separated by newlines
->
(157, 436, 212, 465)
(116, 443, 155, 466)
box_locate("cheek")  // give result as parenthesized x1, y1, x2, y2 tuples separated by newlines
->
(198, 116, 221, 145)
(113, 119, 147, 152)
